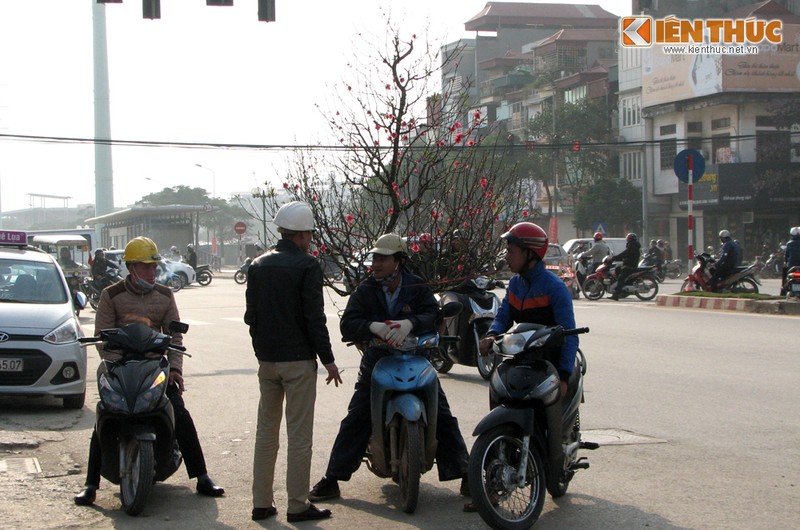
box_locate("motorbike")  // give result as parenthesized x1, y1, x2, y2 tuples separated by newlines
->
(359, 301, 462, 514)
(680, 253, 761, 293)
(80, 268, 122, 310)
(784, 266, 800, 298)
(156, 264, 182, 292)
(468, 323, 595, 529)
(638, 255, 665, 283)
(78, 321, 190, 516)
(664, 259, 683, 279)
(193, 264, 213, 286)
(234, 257, 251, 285)
(762, 249, 785, 279)
(582, 256, 659, 301)
(434, 276, 504, 380)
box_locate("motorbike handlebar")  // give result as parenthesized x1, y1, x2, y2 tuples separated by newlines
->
(563, 327, 590, 336)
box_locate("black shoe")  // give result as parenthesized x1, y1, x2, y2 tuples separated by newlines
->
(196, 476, 225, 497)
(251, 505, 277, 520)
(459, 476, 470, 496)
(287, 504, 332, 522)
(74, 486, 97, 506)
(609, 294, 619, 301)
(309, 477, 340, 501)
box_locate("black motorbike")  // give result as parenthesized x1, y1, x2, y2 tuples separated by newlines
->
(234, 258, 251, 285)
(468, 323, 595, 529)
(638, 254, 665, 283)
(783, 266, 800, 298)
(81, 268, 122, 310)
(78, 321, 189, 516)
(664, 259, 683, 279)
(194, 264, 213, 286)
(434, 276, 504, 380)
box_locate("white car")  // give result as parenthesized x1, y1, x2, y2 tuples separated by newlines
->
(0, 230, 87, 409)
(104, 249, 196, 287)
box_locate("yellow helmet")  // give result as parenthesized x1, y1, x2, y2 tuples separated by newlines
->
(123, 237, 162, 264)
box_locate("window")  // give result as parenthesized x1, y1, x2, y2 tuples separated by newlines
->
(622, 151, 643, 181)
(711, 117, 730, 130)
(711, 134, 730, 163)
(687, 121, 702, 133)
(660, 139, 677, 169)
(687, 137, 703, 152)
(755, 115, 778, 127)
(621, 96, 641, 127)
(660, 124, 676, 135)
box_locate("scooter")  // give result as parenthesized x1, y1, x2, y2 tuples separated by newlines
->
(234, 258, 251, 285)
(664, 259, 683, 279)
(468, 323, 595, 529)
(638, 255, 665, 283)
(80, 268, 122, 310)
(193, 264, 213, 286)
(783, 266, 800, 298)
(361, 302, 462, 514)
(582, 256, 659, 301)
(78, 321, 189, 516)
(680, 253, 761, 293)
(434, 276, 504, 380)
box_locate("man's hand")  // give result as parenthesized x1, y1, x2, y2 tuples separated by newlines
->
(368, 321, 391, 340)
(169, 371, 185, 393)
(385, 320, 413, 346)
(324, 362, 343, 387)
(479, 336, 496, 357)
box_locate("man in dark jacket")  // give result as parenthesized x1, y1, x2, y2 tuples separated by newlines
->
(308, 233, 470, 502)
(610, 233, 642, 300)
(711, 229, 738, 292)
(245, 201, 341, 523)
(780, 227, 800, 295)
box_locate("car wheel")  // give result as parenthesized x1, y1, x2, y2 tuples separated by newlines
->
(177, 272, 188, 287)
(63, 391, 86, 410)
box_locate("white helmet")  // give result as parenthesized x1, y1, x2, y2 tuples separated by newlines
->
(274, 201, 315, 232)
(719, 229, 731, 239)
(369, 233, 408, 256)
(791, 227, 800, 237)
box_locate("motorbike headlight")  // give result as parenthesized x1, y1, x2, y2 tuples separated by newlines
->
(98, 373, 129, 413)
(44, 319, 81, 345)
(498, 331, 531, 354)
(134, 370, 168, 413)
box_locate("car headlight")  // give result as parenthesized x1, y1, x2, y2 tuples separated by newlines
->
(44, 319, 81, 345)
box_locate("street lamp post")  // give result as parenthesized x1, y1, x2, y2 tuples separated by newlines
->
(251, 185, 274, 248)
(195, 163, 216, 198)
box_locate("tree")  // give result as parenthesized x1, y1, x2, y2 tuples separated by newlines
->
(573, 177, 641, 236)
(259, 15, 533, 296)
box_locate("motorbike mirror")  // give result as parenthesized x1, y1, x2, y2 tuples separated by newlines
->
(441, 301, 463, 318)
(168, 321, 189, 334)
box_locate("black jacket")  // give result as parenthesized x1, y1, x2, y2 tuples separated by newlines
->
(340, 270, 439, 344)
(613, 239, 642, 268)
(244, 239, 334, 365)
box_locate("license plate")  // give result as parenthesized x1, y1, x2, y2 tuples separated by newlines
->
(792, 284, 800, 292)
(0, 358, 23, 372)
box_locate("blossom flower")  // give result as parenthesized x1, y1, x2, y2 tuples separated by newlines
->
(411, 243, 420, 252)
(522, 210, 529, 217)
(467, 140, 475, 147)
(346, 213, 355, 224)
(480, 177, 488, 189)
(283, 183, 289, 189)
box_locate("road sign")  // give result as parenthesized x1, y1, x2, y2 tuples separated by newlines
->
(592, 222, 607, 235)
(674, 149, 705, 184)
(234, 221, 247, 235)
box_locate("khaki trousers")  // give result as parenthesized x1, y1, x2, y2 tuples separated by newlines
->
(252, 359, 317, 513)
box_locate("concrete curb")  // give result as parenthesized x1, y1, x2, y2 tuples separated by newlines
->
(656, 294, 800, 316)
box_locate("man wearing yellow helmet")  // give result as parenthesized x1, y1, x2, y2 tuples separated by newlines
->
(74, 237, 224, 506)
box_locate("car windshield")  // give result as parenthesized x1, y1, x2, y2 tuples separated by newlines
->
(0, 259, 69, 304)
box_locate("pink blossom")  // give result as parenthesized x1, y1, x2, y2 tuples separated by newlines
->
(453, 161, 460, 167)
(437, 140, 445, 147)
(346, 213, 355, 224)
(522, 210, 529, 217)
(480, 177, 488, 189)
(283, 183, 289, 189)
(457, 264, 463, 271)
(454, 121, 462, 129)
(387, 207, 394, 215)
(385, 84, 391, 90)
(319, 244, 328, 252)
(467, 140, 475, 147)
(411, 243, 420, 253)
(454, 133, 464, 144)
(401, 198, 408, 205)
(312, 250, 319, 257)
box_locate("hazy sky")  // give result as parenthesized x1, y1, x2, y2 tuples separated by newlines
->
(0, 0, 628, 216)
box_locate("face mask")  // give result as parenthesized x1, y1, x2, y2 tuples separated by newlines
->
(136, 277, 156, 292)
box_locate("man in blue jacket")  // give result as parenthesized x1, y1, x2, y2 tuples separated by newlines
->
(309, 233, 470, 502)
(479, 222, 578, 399)
(711, 229, 738, 292)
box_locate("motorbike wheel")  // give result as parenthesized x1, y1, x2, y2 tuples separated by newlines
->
(667, 263, 682, 279)
(233, 271, 247, 285)
(680, 279, 700, 292)
(119, 437, 155, 516)
(197, 270, 212, 286)
(167, 276, 182, 292)
(398, 419, 422, 514)
(581, 278, 605, 301)
(468, 424, 546, 530)
(634, 276, 659, 301)
(431, 346, 454, 374)
(729, 278, 759, 294)
(475, 320, 494, 380)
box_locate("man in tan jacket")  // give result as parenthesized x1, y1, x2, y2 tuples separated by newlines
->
(74, 237, 224, 505)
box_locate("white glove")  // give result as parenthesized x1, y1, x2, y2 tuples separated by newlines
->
(385, 319, 413, 346)
(369, 321, 391, 340)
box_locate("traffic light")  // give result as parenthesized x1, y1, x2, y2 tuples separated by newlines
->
(572, 140, 581, 152)
(143, 0, 160, 19)
(258, 0, 275, 21)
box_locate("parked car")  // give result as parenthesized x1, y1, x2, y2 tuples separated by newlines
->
(0, 230, 87, 409)
(103, 249, 197, 287)
(563, 237, 628, 258)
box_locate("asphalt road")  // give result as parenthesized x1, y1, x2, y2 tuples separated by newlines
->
(1, 276, 797, 529)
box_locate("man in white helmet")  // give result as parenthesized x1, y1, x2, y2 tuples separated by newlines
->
(245, 201, 342, 523)
(309, 233, 471, 504)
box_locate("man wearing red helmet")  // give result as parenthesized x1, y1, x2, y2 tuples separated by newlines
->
(479, 222, 578, 399)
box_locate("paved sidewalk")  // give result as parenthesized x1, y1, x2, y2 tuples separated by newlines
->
(656, 294, 800, 316)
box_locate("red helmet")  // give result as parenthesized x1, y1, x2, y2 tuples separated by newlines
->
(593, 232, 603, 241)
(501, 222, 548, 260)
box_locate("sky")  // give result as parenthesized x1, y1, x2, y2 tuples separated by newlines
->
(0, 0, 629, 217)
